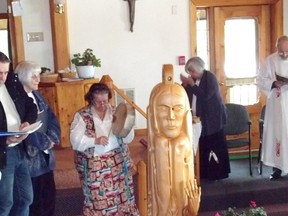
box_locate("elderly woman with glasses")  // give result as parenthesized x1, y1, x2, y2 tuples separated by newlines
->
(70, 83, 139, 216)
(180, 57, 230, 181)
(15, 61, 61, 216)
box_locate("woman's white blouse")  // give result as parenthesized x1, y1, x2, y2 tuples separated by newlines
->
(70, 105, 134, 156)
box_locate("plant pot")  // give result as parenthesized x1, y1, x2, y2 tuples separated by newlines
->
(76, 65, 95, 79)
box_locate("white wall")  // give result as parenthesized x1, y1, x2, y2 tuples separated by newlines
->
(67, 0, 190, 128)
(19, 0, 288, 128)
(21, 0, 54, 70)
(0, 0, 7, 13)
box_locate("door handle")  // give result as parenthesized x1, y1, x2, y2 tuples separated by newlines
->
(219, 82, 225, 86)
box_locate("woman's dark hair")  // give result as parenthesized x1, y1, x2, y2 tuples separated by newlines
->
(85, 83, 112, 105)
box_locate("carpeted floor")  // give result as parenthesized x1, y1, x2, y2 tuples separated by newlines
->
(55, 188, 83, 216)
(199, 158, 288, 215)
(55, 158, 288, 216)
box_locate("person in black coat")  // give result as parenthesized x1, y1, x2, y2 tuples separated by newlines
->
(0, 51, 37, 216)
(181, 56, 230, 180)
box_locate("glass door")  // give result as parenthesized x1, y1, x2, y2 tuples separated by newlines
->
(224, 18, 258, 105)
(194, 5, 271, 153)
(213, 6, 270, 103)
(213, 5, 271, 153)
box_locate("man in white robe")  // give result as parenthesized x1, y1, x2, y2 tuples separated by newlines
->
(256, 35, 288, 180)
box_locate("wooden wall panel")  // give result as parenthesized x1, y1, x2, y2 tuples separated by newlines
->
(190, 1, 197, 56)
(270, 0, 283, 50)
(7, 0, 25, 68)
(38, 79, 98, 148)
(49, 0, 70, 72)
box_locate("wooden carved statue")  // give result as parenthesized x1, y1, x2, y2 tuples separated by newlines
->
(147, 65, 201, 216)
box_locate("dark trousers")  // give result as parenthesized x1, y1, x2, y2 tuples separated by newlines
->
(273, 167, 282, 174)
(29, 171, 56, 216)
(199, 129, 231, 180)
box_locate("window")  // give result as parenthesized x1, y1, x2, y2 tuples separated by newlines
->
(196, 9, 210, 69)
(0, 19, 9, 57)
(224, 18, 259, 105)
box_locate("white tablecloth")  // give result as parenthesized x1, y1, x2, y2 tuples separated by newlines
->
(193, 122, 202, 155)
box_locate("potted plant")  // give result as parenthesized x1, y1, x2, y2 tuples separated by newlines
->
(71, 48, 101, 79)
(215, 201, 267, 216)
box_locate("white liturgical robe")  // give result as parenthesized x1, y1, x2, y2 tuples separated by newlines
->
(257, 52, 288, 172)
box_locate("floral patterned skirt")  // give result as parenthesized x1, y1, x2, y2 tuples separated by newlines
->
(75, 145, 139, 216)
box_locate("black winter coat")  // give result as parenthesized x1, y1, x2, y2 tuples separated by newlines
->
(184, 70, 226, 136)
(0, 72, 37, 168)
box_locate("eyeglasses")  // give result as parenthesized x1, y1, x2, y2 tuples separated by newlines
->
(93, 100, 109, 105)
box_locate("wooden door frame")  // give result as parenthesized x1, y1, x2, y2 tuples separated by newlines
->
(190, 0, 283, 66)
(213, 5, 270, 101)
(49, 0, 70, 72)
(189, 0, 283, 154)
(189, 0, 283, 108)
(4, 0, 70, 71)
(5, 0, 25, 68)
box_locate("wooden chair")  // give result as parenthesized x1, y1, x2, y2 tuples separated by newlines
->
(224, 103, 252, 176)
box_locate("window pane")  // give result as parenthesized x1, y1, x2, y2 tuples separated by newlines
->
(196, 9, 210, 69)
(224, 18, 257, 78)
(224, 18, 258, 105)
(227, 84, 258, 106)
(0, 19, 9, 58)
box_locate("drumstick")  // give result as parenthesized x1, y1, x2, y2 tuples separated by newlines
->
(108, 126, 112, 137)
(108, 115, 116, 137)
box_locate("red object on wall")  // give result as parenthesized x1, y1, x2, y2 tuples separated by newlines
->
(178, 56, 186, 65)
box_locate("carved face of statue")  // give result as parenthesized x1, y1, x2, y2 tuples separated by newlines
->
(155, 90, 186, 139)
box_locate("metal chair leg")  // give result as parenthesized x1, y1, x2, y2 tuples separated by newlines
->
(249, 145, 252, 176)
(249, 126, 252, 176)
(258, 121, 264, 175)
(258, 140, 263, 175)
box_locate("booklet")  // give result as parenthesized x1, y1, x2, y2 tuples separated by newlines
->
(0, 121, 43, 137)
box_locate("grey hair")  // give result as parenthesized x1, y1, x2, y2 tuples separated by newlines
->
(276, 35, 288, 48)
(185, 57, 205, 74)
(15, 61, 41, 86)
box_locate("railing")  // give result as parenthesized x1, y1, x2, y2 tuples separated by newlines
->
(100, 75, 147, 119)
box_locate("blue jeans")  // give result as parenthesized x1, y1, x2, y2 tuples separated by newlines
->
(0, 144, 33, 216)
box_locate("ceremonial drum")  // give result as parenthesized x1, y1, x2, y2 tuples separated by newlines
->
(112, 102, 136, 137)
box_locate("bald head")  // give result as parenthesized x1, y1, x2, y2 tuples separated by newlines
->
(276, 35, 288, 60)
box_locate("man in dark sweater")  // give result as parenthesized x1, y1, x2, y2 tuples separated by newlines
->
(0, 52, 37, 216)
